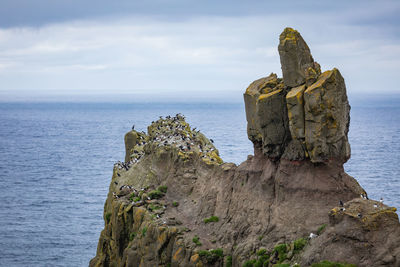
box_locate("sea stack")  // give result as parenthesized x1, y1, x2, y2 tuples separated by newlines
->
(244, 27, 350, 163)
(90, 28, 400, 267)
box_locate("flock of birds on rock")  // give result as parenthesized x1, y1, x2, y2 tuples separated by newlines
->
(308, 194, 386, 240)
(115, 114, 221, 172)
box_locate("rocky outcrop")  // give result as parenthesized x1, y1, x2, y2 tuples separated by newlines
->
(244, 27, 350, 163)
(90, 28, 400, 267)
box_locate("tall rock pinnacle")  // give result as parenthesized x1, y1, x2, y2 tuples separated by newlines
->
(244, 27, 351, 163)
(278, 27, 321, 87)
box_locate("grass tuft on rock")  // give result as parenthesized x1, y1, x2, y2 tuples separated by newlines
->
(293, 237, 307, 253)
(158, 185, 168, 193)
(192, 235, 202, 246)
(142, 227, 147, 237)
(105, 212, 112, 223)
(256, 248, 267, 256)
(273, 243, 288, 263)
(198, 248, 224, 263)
(204, 215, 219, 223)
(317, 224, 327, 235)
(172, 201, 179, 207)
(148, 190, 165, 199)
(128, 193, 136, 201)
(129, 232, 136, 241)
(243, 259, 256, 267)
(225, 255, 232, 267)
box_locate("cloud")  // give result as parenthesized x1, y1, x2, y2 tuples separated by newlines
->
(0, 5, 399, 102)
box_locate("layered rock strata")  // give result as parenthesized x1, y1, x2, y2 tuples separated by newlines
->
(90, 28, 400, 267)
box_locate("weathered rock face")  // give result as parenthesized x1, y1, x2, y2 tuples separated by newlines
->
(244, 27, 350, 163)
(304, 69, 351, 163)
(244, 73, 289, 159)
(91, 28, 400, 267)
(278, 27, 320, 88)
(301, 199, 400, 267)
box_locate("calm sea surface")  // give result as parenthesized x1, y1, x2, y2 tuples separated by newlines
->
(0, 102, 399, 266)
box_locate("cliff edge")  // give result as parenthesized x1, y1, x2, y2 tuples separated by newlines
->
(90, 28, 400, 267)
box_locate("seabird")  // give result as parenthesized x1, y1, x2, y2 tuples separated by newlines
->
(117, 173, 120, 177)
(357, 213, 363, 218)
(132, 125, 135, 130)
(309, 233, 317, 239)
(339, 200, 344, 207)
(210, 139, 214, 143)
(380, 197, 384, 203)
(373, 204, 378, 208)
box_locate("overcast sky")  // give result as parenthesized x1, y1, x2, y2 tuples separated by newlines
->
(0, 0, 399, 102)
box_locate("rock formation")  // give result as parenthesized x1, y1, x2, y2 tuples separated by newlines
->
(244, 27, 350, 163)
(90, 28, 400, 267)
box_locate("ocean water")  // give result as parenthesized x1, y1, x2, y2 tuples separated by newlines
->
(0, 102, 398, 267)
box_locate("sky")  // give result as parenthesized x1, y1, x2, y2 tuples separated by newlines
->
(0, 0, 399, 102)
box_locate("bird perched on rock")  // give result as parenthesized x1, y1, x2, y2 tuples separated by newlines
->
(132, 125, 135, 130)
(309, 233, 317, 239)
(339, 200, 344, 207)
(357, 213, 363, 218)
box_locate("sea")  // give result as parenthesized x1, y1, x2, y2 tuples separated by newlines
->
(0, 101, 399, 267)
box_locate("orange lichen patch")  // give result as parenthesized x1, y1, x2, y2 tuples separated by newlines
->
(245, 74, 278, 95)
(305, 70, 333, 95)
(190, 253, 200, 263)
(173, 247, 184, 262)
(257, 89, 283, 102)
(279, 27, 299, 42)
(157, 228, 168, 247)
(287, 85, 306, 99)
